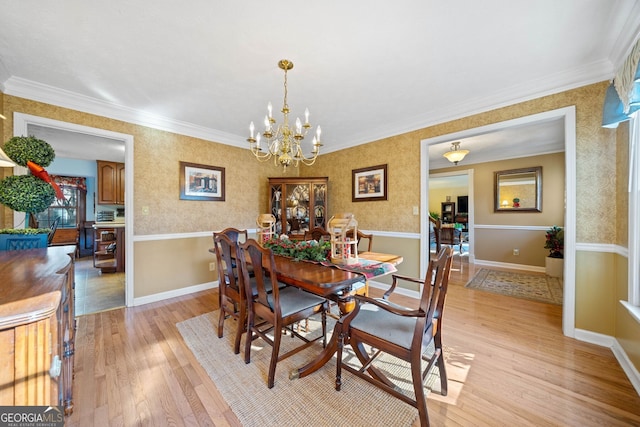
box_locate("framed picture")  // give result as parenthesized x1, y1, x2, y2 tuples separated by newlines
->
(352, 164, 388, 202)
(179, 161, 225, 201)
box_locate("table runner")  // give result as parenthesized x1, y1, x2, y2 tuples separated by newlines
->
(321, 258, 397, 279)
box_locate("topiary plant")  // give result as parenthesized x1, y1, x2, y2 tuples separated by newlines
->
(0, 175, 56, 213)
(0, 135, 58, 233)
(3, 136, 55, 167)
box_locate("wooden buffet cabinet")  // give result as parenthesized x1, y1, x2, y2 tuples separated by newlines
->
(0, 246, 76, 414)
(268, 177, 328, 240)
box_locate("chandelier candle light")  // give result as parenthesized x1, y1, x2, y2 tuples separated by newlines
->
(247, 59, 322, 170)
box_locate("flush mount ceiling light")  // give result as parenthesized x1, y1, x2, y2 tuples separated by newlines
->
(247, 59, 323, 170)
(443, 141, 469, 165)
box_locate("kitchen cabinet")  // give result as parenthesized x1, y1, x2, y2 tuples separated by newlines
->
(0, 246, 76, 414)
(97, 160, 125, 205)
(93, 224, 125, 273)
(268, 177, 328, 240)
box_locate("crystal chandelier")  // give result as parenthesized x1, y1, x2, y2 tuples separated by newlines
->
(247, 59, 322, 170)
(443, 141, 469, 165)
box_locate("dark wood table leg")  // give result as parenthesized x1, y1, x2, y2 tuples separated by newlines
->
(289, 290, 356, 380)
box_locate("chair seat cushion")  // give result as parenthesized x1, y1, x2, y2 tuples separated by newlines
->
(350, 303, 433, 350)
(268, 287, 326, 317)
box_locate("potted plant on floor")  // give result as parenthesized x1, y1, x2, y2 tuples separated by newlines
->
(0, 136, 59, 250)
(544, 225, 564, 278)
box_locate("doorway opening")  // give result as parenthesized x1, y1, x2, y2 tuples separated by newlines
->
(13, 112, 134, 312)
(420, 106, 576, 337)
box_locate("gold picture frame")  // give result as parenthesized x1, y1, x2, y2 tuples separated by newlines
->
(352, 164, 388, 202)
(179, 161, 225, 201)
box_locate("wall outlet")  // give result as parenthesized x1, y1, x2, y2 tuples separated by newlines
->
(209, 262, 216, 271)
(513, 248, 519, 256)
(412, 206, 419, 215)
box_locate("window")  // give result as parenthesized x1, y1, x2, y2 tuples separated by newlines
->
(34, 176, 86, 229)
(627, 115, 640, 318)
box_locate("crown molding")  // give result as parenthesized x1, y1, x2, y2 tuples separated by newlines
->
(324, 59, 613, 153)
(3, 77, 247, 149)
(4, 55, 613, 155)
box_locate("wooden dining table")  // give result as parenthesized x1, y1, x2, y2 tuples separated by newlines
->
(281, 251, 403, 380)
(209, 244, 403, 379)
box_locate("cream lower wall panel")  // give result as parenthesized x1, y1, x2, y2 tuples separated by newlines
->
(133, 236, 217, 299)
(618, 309, 640, 374)
(132, 233, 421, 297)
(475, 228, 547, 267)
(368, 235, 420, 288)
(575, 251, 616, 335)
(614, 255, 640, 370)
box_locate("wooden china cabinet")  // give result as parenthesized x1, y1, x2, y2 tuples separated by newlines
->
(268, 177, 328, 240)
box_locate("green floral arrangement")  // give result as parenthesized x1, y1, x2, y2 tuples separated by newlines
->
(264, 236, 331, 262)
(544, 226, 564, 258)
(0, 228, 51, 235)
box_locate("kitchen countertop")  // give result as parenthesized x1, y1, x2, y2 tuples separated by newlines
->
(93, 222, 125, 228)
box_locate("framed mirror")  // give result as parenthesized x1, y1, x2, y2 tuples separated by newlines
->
(494, 166, 542, 212)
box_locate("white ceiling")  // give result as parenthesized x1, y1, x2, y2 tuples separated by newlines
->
(1, 1, 640, 165)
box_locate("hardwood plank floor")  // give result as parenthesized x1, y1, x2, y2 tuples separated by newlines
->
(75, 256, 125, 316)
(66, 258, 640, 426)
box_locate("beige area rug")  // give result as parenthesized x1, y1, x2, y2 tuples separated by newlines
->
(176, 311, 443, 427)
(465, 268, 563, 305)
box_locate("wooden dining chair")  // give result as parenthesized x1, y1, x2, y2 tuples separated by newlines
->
(238, 239, 329, 388)
(346, 229, 373, 252)
(304, 226, 331, 242)
(335, 246, 454, 427)
(213, 227, 248, 246)
(213, 232, 249, 354)
(428, 216, 441, 257)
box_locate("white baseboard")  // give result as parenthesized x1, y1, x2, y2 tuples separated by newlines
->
(574, 328, 640, 396)
(474, 259, 546, 273)
(133, 281, 218, 307)
(612, 339, 640, 396)
(368, 279, 420, 299)
(574, 328, 616, 347)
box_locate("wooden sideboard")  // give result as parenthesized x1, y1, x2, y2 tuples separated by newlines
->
(0, 245, 76, 414)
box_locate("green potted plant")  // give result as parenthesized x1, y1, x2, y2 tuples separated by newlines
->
(544, 225, 564, 277)
(0, 136, 57, 250)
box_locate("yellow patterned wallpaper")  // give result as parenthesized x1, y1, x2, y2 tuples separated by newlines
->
(0, 81, 617, 242)
(616, 122, 629, 246)
(307, 82, 615, 244)
(1, 96, 294, 235)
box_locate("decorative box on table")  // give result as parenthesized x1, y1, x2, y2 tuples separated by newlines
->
(256, 213, 276, 245)
(328, 213, 359, 265)
(0, 233, 49, 251)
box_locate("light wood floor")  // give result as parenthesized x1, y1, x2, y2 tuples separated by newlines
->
(66, 257, 640, 426)
(75, 256, 125, 316)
